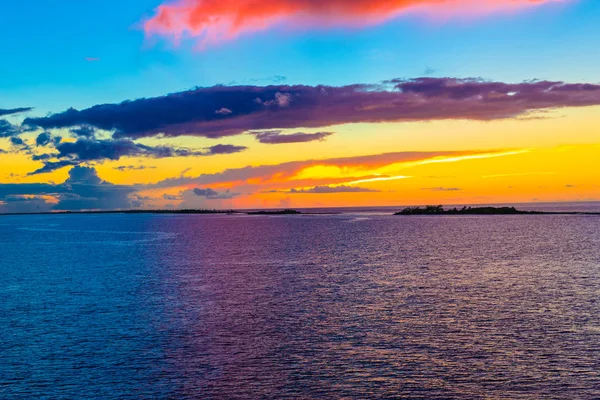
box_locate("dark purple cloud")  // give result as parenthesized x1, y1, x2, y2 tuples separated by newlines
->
(206, 144, 248, 155)
(30, 138, 247, 174)
(0, 107, 33, 117)
(193, 188, 239, 199)
(23, 78, 600, 140)
(29, 160, 81, 175)
(55, 138, 181, 161)
(114, 165, 157, 171)
(0, 166, 134, 213)
(253, 130, 334, 144)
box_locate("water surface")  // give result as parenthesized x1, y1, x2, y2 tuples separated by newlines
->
(1, 213, 599, 398)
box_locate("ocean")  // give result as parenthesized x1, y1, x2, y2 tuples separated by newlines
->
(1, 210, 600, 398)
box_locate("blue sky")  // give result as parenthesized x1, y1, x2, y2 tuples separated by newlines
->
(2, 0, 599, 117)
(2, 0, 600, 212)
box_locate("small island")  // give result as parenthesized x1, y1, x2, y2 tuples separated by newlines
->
(247, 209, 302, 215)
(395, 205, 528, 215)
(393, 205, 600, 216)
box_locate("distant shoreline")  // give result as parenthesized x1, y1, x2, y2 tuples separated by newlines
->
(1, 205, 600, 217)
(0, 208, 340, 217)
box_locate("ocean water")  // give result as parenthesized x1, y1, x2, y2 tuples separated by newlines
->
(1, 212, 600, 399)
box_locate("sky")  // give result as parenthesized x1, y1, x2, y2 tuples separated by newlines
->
(1, 0, 599, 212)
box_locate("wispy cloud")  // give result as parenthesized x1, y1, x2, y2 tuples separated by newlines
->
(410, 149, 532, 167)
(268, 185, 381, 194)
(114, 165, 158, 171)
(482, 171, 556, 178)
(144, 0, 565, 49)
(148, 149, 517, 194)
(215, 107, 233, 115)
(0, 107, 33, 117)
(346, 175, 412, 185)
(253, 130, 334, 144)
(421, 187, 462, 192)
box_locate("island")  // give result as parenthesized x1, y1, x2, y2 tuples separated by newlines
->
(0, 209, 238, 216)
(246, 209, 302, 215)
(395, 205, 527, 215)
(394, 205, 600, 216)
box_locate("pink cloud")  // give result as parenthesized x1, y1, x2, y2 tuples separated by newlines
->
(144, 0, 566, 48)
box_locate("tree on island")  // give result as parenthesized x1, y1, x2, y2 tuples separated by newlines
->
(395, 205, 523, 215)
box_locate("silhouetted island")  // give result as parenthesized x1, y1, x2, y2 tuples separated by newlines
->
(247, 209, 302, 215)
(0, 209, 238, 216)
(395, 205, 526, 215)
(394, 205, 600, 216)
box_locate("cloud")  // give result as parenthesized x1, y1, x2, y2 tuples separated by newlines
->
(289, 185, 381, 194)
(0, 120, 22, 138)
(206, 144, 248, 155)
(215, 107, 233, 115)
(275, 92, 292, 107)
(114, 165, 157, 171)
(85, 57, 100, 62)
(253, 130, 333, 144)
(422, 187, 462, 191)
(235, 76, 288, 85)
(150, 149, 504, 190)
(0, 196, 55, 214)
(24, 78, 600, 141)
(29, 138, 247, 174)
(46, 139, 148, 167)
(29, 160, 82, 175)
(35, 132, 52, 146)
(54, 138, 194, 161)
(10, 137, 25, 146)
(54, 167, 134, 211)
(144, 0, 563, 49)
(0, 166, 134, 213)
(0, 107, 33, 117)
(70, 126, 96, 138)
(193, 188, 240, 199)
(255, 92, 292, 107)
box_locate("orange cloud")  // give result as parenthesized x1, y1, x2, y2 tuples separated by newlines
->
(147, 149, 519, 197)
(144, 0, 565, 48)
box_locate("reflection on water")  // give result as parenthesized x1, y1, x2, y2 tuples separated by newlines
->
(1, 213, 600, 398)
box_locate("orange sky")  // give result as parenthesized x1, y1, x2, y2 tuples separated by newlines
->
(2, 104, 598, 211)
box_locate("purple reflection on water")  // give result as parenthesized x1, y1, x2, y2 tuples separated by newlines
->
(1, 213, 600, 398)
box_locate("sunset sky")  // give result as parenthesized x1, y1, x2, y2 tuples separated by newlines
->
(1, 0, 599, 212)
